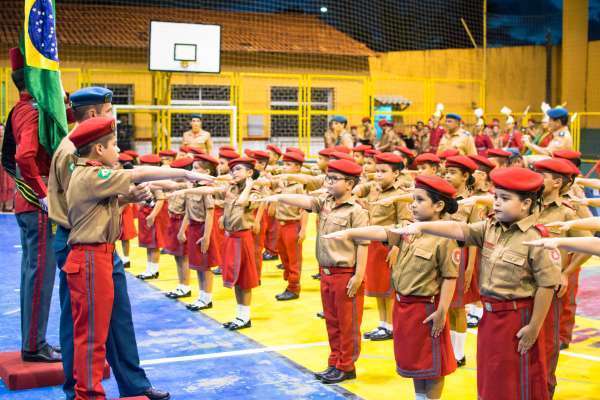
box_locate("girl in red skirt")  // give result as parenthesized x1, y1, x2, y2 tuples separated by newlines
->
(324, 174, 459, 399)
(117, 153, 137, 269)
(392, 167, 562, 400)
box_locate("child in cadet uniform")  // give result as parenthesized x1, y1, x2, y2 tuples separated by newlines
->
(487, 148, 512, 168)
(414, 153, 441, 177)
(442, 155, 481, 367)
(352, 144, 372, 166)
(263, 144, 283, 261)
(354, 153, 412, 341)
(162, 157, 195, 299)
(64, 116, 211, 399)
(136, 154, 168, 280)
(362, 148, 379, 176)
(533, 157, 592, 397)
(264, 159, 369, 384)
(392, 167, 562, 400)
(324, 174, 460, 400)
(180, 154, 223, 311)
(117, 153, 137, 269)
(249, 150, 271, 278)
(158, 149, 177, 166)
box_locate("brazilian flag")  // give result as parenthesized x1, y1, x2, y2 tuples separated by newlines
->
(22, 0, 68, 154)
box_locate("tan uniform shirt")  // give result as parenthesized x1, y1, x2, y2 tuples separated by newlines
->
(182, 129, 212, 153)
(223, 183, 258, 232)
(339, 131, 354, 149)
(356, 181, 412, 225)
(387, 226, 459, 296)
(167, 192, 186, 215)
(437, 129, 477, 156)
(538, 198, 592, 238)
(305, 174, 326, 192)
(378, 130, 400, 152)
(185, 193, 214, 223)
(310, 195, 370, 267)
(460, 214, 562, 300)
(67, 159, 131, 245)
(274, 181, 305, 221)
(48, 137, 76, 229)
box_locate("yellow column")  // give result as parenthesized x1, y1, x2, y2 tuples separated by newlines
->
(561, 0, 588, 111)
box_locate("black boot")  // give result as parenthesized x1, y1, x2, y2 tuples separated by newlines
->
(141, 387, 170, 400)
(320, 368, 356, 384)
(21, 344, 62, 363)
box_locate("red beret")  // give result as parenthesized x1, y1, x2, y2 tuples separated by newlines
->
(553, 149, 581, 161)
(220, 145, 236, 151)
(327, 159, 362, 176)
(375, 153, 404, 165)
(9, 48, 24, 71)
(378, 119, 392, 128)
(68, 116, 116, 149)
(445, 155, 478, 173)
(318, 148, 334, 157)
(415, 175, 457, 198)
(123, 150, 139, 158)
(219, 149, 240, 159)
(188, 146, 205, 155)
(487, 148, 512, 158)
(361, 117, 371, 123)
(282, 151, 305, 164)
(364, 149, 381, 158)
(286, 147, 305, 157)
(439, 149, 460, 160)
(491, 167, 544, 192)
(330, 151, 354, 161)
(194, 153, 219, 166)
(244, 149, 254, 158)
(534, 158, 580, 176)
(179, 145, 191, 153)
(468, 155, 496, 171)
(170, 157, 194, 169)
(118, 153, 133, 162)
(139, 154, 161, 165)
(414, 153, 441, 165)
(252, 150, 270, 160)
(394, 146, 415, 158)
(266, 144, 283, 156)
(228, 157, 256, 170)
(332, 145, 352, 154)
(353, 144, 372, 153)
(159, 149, 177, 157)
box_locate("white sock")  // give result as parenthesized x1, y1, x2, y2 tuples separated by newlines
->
(152, 262, 160, 273)
(384, 322, 393, 331)
(203, 291, 212, 303)
(472, 306, 483, 319)
(450, 330, 456, 352)
(198, 290, 206, 303)
(122, 256, 130, 264)
(415, 394, 427, 400)
(379, 320, 386, 328)
(146, 261, 153, 273)
(180, 284, 190, 292)
(237, 305, 250, 322)
(454, 332, 466, 360)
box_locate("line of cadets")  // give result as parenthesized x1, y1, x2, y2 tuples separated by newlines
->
(60, 101, 598, 399)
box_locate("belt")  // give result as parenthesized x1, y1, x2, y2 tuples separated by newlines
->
(395, 294, 436, 303)
(320, 266, 355, 275)
(169, 213, 184, 220)
(481, 296, 533, 313)
(70, 243, 115, 253)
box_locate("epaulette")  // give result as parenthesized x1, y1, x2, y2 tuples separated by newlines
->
(534, 224, 550, 238)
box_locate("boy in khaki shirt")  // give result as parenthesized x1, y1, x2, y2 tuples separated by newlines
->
(263, 159, 369, 384)
(63, 116, 212, 400)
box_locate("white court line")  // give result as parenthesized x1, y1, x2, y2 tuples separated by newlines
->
(2, 308, 20, 316)
(467, 329, 600, 362)
(140, 341, 329, 366)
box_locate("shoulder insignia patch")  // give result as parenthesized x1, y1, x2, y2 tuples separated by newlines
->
(97, 168, 112, 179)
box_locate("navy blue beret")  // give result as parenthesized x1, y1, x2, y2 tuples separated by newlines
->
(331, 115, 347, 124)
(547, 107, 568, 119)
(71, 87, 113, 108)
(446, 113, 462, 121)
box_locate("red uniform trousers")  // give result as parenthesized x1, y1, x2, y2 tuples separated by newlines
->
(393, 294, 456, 379)
(222, 230, 259, 290)
(559, 268, 580, 345)
(119, 204, 137, 241)
(276, 220, 303, 294)
(478, 296, 549, 400)
(320, 266, 364, 372)
(365, 241, 392, 298)
(163, 214, 186, 257)
(137, 205, 167, 249)
(63, 244, 115, 400)
(187, 220, 222, 271)
(264, 213, 279, 256)
(541, 295, 561, 397)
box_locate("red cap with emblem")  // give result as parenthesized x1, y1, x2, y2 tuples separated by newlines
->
(159, 149, 177, 157)
(332, 145, 351, 154)
(9, 48, 24, 71)
(266, 144, 283, 156)
(194, 153, 219, 166)
(170, 157, 194, 169)
(468, 155, 496, 172)
(327, 159, 362, 176)
(123, 150, 139, 158)
(553, 149, 581, 161)
(487, 148, 512, 158)
(69, 116, 116, 149)
(118, 153, 133, 162)
(414, 153, 441, 165)
(446, 155, 478, 173)
(364, 149, 380, 158)
(318, 148, 334, 157)
(415, 175, 457, 198)
(378, 119, 392, 128)
(330, 151, 354, 161)
(286, 147, 305, 157)
(394, 146, 416, 158)
(375, 153, 404, 165)
(282, 151, 305, 164)
(244, 149, 254, 158)
(219, 149, 240, 159)
(139, 154, 161, 165)
(353, 144, 372, 153)
(439, 149, 460, 160)
(490, 167, 544, 192)
(188, 146, 205, 155)
(534, 158, 580, 176)
(252, 150, 270, 160)
(228, 157, 256, 170)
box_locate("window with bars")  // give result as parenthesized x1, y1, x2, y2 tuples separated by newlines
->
(170, 85, 231, 138)
(91, 83, 135, 150)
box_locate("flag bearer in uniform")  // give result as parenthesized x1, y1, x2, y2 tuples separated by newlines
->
(324, 174, 459, 400)
(391, 167, 562, 400)
(64, 116, 211, 399)
(263, 159, 369, 384)
(353, 153, 412, 341)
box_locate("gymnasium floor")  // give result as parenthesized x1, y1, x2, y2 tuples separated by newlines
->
(0, 213, 599, 399)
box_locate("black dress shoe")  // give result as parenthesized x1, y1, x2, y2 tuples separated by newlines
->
(262, 251, 279, 261)
(137, 272, 159, 280)
(228, 318, 251, 331)
(456, 357, 466, 367)
(142, 387, 170, 400)
(316, 311, 324, 319)
(213, 267, 222, 275)
(560, 342, 569, 350)
(21, 344, 62, 363)
(363, 327, 381, 340)
(370, 328, 393, 341)
(314, 366, 336, 381)
(165, 288, 191, 299)
(187, 301, 213, 311)
(123, 261, 131, 269)
(275, 290, 299, 301)
(320, 368, 356, 384)
(49, 344, 61, 353)
(276, 263, 284, 270)
(312, 273, 321, 280)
